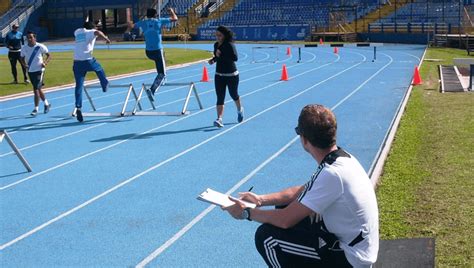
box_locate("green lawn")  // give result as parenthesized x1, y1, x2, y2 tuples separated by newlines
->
(0, 48, 211, 96)
(377, 48, 474, 266)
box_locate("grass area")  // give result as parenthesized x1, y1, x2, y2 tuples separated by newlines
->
(377, 47, 474, 266)
(0, 48, 211, 96)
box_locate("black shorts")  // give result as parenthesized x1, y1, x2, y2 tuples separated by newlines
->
(28, 71, 44, 91)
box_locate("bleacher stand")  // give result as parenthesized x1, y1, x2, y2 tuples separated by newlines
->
(378, 0, 462, 24)
(161, 0, 200, 16)
(201, 0, 379, 28)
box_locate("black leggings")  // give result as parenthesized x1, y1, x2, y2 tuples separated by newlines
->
(8, 51, 27, 81)
(215, 75, 239, 105)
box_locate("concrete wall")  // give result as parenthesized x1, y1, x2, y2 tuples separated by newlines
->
(358, 33, 429, 44)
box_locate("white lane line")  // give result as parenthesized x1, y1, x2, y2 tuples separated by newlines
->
(135, 136, 300, 268)
(136, 53, 394, 268)
(2, 54, 290, 134)
(0, 51, 250, 112)
(10, 59, 275, 118)
(0, 64, 203, 112)
(0, 51, 354, 250)
(0, 53, 302, 156)
(0, 50, 324, 190)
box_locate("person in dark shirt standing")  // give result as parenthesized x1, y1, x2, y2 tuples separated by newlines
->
(4, 24, 29, 84)
(208, 26, 244, 128)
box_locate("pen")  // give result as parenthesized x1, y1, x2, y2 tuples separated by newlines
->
(248, 186, 253, 192)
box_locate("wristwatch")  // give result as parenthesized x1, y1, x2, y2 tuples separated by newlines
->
(241, 208, 252, 221)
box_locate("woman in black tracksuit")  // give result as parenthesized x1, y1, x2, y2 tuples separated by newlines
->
(208, 26, 244, 128)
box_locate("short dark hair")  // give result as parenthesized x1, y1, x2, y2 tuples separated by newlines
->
(26, 31, 36, 37)
(216, 25, 234, 42)
(146, 8, 157, 18)
(297, 104, 337, 149)
(84, 21, 95, 30)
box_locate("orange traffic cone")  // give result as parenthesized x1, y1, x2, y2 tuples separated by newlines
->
(412, 66, 422, 85)
(281, 64, 289, 81)
(319, 38, 323, 45)
(334, 47, 339, 54)
(286, 47, 291, 56)
(201, 66, 209, 82)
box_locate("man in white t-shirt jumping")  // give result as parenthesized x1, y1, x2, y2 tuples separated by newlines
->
(20, 31, 52, 116)
(224, 104, 379, 267)
(73, 21, 111, 122)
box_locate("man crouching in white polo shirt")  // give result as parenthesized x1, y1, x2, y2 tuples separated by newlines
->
(223, 104, 379, 268)
(20, 31, 52, 116)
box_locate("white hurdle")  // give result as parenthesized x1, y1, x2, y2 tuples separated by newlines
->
(71, 82, 203, 118)
(133, 82, 203, 116)
(0, 130, 32, 172)
(72, 84, 143, 117)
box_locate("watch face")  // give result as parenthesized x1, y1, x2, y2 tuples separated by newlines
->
(241, 210, 249, 220)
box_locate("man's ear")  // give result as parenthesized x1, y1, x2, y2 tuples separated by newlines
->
(299, 135, 310, 149)
(300, 135, 308, 146)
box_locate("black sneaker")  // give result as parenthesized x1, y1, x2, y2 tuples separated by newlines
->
(76, 109, 84, 122)
(145, 88, 155, 102)
(30, 109, 38, 116)
(12, 80, 18, 84)
(44, 103, 51, 114)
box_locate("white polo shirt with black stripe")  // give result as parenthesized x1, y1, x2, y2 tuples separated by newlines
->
(298, 148, 379, 268)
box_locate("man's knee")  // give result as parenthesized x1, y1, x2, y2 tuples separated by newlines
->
(255, 224, 277, 251)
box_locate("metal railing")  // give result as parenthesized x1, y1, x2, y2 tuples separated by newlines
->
(0, 0, 44, 39)
(369, 22, 452, 34)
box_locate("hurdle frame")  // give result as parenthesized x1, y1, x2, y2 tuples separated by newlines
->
(298, 43, 382, 62)
(133, 82, 203, 116)
(251, 46, 280, 63)
(71, 84, 143, 117)
(0, 130, 32, 172)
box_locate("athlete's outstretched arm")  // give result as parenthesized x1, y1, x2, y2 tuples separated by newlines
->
(94, 30, 111, 44)
(168, 7, 178, 21)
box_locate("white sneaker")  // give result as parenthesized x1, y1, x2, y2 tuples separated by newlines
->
(237, 107, 244, 123)
(213, 118, 224, 128)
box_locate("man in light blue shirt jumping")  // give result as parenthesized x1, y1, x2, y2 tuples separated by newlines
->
(133, 7, 178, 101)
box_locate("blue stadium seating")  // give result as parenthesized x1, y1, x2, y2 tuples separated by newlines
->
(162, 0, 199, 16)
(378, 0, 462, 24)
(202, 0, 380, 28)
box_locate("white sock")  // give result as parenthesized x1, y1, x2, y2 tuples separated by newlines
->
(34, 106, 39, 111)
(44, 99, 49, 106)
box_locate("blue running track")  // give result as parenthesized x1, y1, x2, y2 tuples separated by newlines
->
(0, 43, 425, 267)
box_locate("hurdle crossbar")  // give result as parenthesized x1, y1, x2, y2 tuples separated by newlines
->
(133, 82, 203, 116)
(297, 43, 383, 62)
(0, 130, 32, 172)
(251, 46, 279, 63)
(71, 83, 143, 117)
